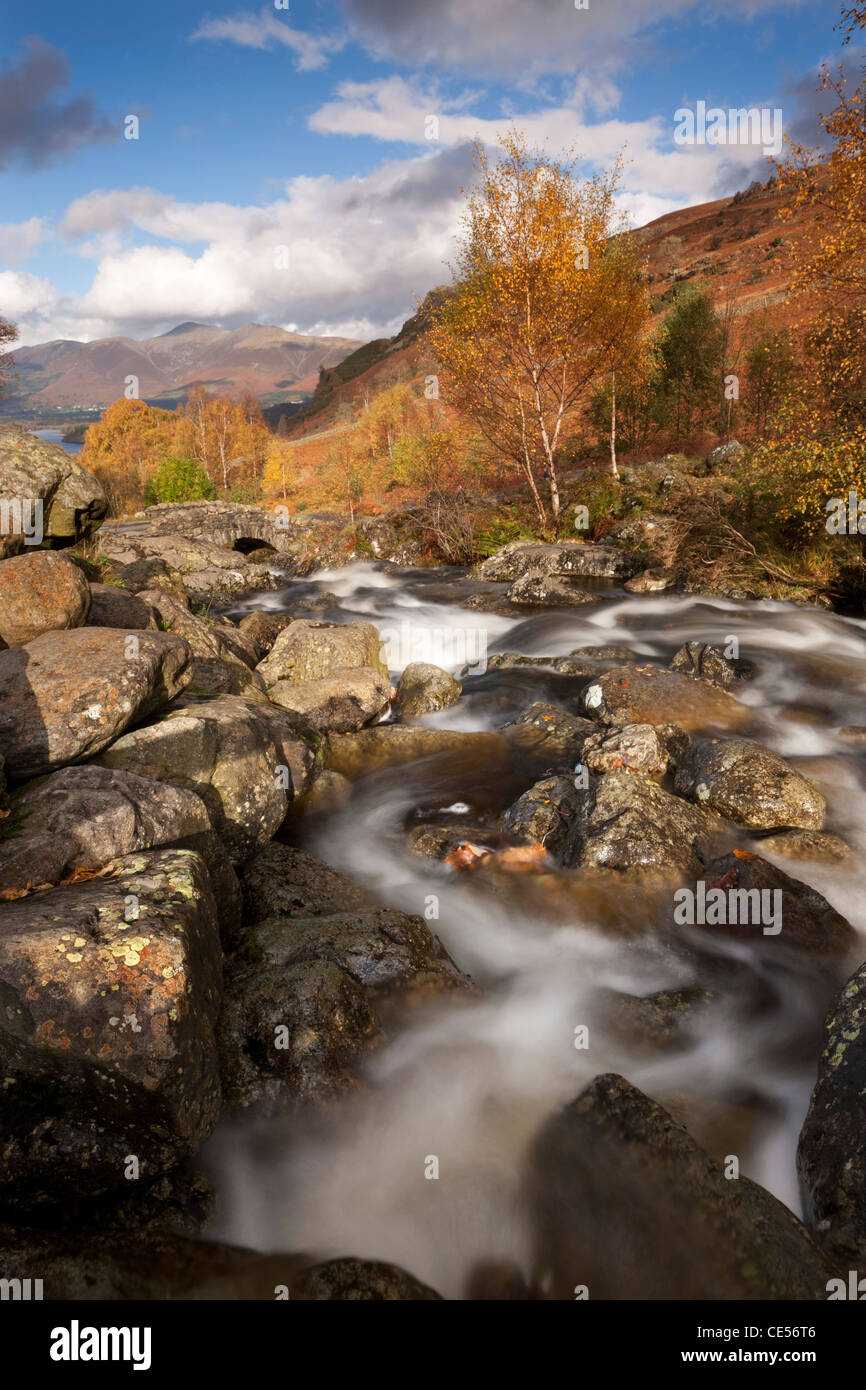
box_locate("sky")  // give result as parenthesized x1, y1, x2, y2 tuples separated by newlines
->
(0, 0, 852, 346)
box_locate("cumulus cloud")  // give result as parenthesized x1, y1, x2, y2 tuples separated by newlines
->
(0, 218, 45, 266)
(191, 8, 345, 70)
(0, 37, 116, 170)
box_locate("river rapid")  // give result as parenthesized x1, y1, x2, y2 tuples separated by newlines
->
(201, 562, 866, 1298)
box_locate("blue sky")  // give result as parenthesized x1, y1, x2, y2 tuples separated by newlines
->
(0, 0, 850, 345)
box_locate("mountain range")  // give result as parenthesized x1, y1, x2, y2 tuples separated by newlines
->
(2, 321, 363, 417)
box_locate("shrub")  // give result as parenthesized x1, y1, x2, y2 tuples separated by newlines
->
(142, 457, 216, 506)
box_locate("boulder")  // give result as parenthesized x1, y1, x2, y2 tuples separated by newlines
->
(503, 775, 581, 864)
(624, 567, 678, 594)
(0, 849, 222, 1203)
(675, 737, 826, 830)
(257, 619, 387, 685)
(0, 628, 192, 780)
(581, 723, 668, 777)
(138, 589, 258, 669)
(393, 662, 461, 720)
(95, 695, 320, 862)
(475, 541, 644, 582)
(269, 667, 390, 733)
(507, 569, 597, 606)
(238, 844, 377, 926)
(526, 1073, 834, 1299)
(573, 770, 724, 876)
(326, 725, 509, 779)
(755, 830, 852, 863)
(798, 963, 866, 1267)
(582, 664, 751, 732)
(292, 1258, 442, 1301)
(705, 439, 746, 473)
(669, 641, 753, 687)
(86, 583, 160, 630)
(0, 551, 91, 646)
(501, 704, 595, 767)
(237, 610, 295, 662)
(0, 424, 107, 556)
(188, 658, 268, 699)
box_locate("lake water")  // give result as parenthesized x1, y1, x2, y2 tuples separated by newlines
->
(32, 428, 84, 455)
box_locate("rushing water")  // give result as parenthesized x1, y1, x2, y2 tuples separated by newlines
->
(203, 562, 866, 1297)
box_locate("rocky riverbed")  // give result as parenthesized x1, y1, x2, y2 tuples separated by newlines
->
(1, 426, 866, 1300)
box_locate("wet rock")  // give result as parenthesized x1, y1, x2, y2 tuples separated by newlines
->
(582, 664, 751, 732)
(0, 628, 192, 781)
(290, 769, 353, 821)
(755, 829, 852, 863)
(527, 1072, 834, 1299)
(219, 904, 470, 1111)
(326, 725, 509, 778)
(475, 540, 644, 582)
(574, 771, 723, 876)
(293, 1257, 442, 1301)
(0, 849, 222, 1204)
(483, 652, 600, 678)
(237, 610, 295, 662)
(683, 851, 855, 957)
(0, 424, 107, 556)
(798, 962, 866, 1267)
(569, 645, 633, 661)
(258, 618, 388, 685)
(393, 662, 461, 719)
(501, 703, 594, 767)
(507, 569, 597, 606)
(0, 551, 91, 646)
(86, 584, 160, 630)
(503, 776, 581, 864)
(582, 723, 668, 777)
(0, 765, 213, 892)
(838, 725, 866, 744)
(593, 988, 717, 1054)
(624, 567, 678, 594)
(670, 641, 753, 688)
(675, 737, 825, 830)
(95, 695, 320, 863)
(269, 667, 390, 733)
(238, 844, 377, 925)
(407, 822, 499, 861)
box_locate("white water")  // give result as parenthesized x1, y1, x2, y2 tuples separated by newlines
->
(209, 565, 866, 1297)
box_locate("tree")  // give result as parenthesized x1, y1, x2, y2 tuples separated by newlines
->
(428, 132, 651, 524)
(656, 285, 725, 438)
(0, 316, 17, 400)
(262, 442, 295, 501)
(142, 457, 217, 506)
(744, 327, 798, 436)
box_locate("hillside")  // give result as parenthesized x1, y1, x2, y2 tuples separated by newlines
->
(3, 320, 363, 417)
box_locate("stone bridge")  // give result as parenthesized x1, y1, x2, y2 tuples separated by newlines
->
(141, 501, 293, 554)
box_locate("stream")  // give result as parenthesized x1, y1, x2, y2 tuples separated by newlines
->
(201, 562, 866, 1299)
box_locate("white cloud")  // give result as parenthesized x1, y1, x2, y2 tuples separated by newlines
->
(0, 217, 45, 266)
(191, 8, 345, 71)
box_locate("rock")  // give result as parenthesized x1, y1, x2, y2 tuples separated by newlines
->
(0, 765, 213, 892)
(219, 902, 470, 1111)
(269, 667, 390, 733)
(0, 424, 107, 556)
(0, 849, 222, 1204)
(393, 662, 461, 719)
(0, 628, 192, 781)
(97, 528, 279, 603)
(527, 1073, 833, 1299)
(258, 619, 387, 685)
(501, 704, 595, 767)
(503, 776, 580, 864)
(705, 439, 746, 473)
(290, 769, 353, 821)
(113, 556, 188, 600)
(593, 987, 717, 1055)
(684, 851, 855, 956)
(507, 569, 597, 606)
(481, 652, 600, 678)
(237, 610, 295, 662)
(95, 695, 321, 863)
(582, 723, 668, 777)
(569, 645, 634, 661)
(624, 567, 678, 594)
(238, 844, 376, 926)
(407, 822, 500, 861)
(798, 963, 866, 1267)
(574, 771, 724, 876)
(86, 584, 160, 630)
(138, 589, 258, 669)
(293, 1258, 442, 1301)
(188, 658, 268, 699)
(582, 664, 751, 732)
(475, 541, 644, 582)
(755, 830, 852, 863)
(669, 641, 753, 687)
(838, 725, 866, 744)
(674, 737, 826, 830)
(326, 726, 509, 779)
(0, 551, 91, 646)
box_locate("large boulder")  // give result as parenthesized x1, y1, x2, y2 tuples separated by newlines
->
(257, 619, 388, 685)
(0, 849, 222, 1204)
(526, 1073, 834, 1299)
(507, 570, 597, 606)
(0, 628, 192, 780)
(393, 662, 461, 720)
(325, 725, 510, 779)
(582, 664, 751, 732)
(0, 424, 107, 556)
(137, 589, 258, 669)
(237, 610, 295, 662)
(475, 541, 644, 582)
(238, 844, 376, 926)
(0, 550, 90, 646)
(573, 770, 724, 876)
(675, 737, 826, 831)
(798, 963, 866, 1267)
(86, 583, 160, 631)
(269, 668, 390, 733)
(95, 695, 321, 862)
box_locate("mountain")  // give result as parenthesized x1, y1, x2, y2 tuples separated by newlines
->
(3, 321, 364, 416)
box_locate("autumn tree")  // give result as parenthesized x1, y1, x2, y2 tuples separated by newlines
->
(744, 326, 798, 436)
(428, 132, 651, 524)
(262, 441, 295, 501)
(0, 315, 17, 400)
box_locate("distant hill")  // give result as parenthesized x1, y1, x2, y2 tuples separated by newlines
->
(2, 320, 364, 417)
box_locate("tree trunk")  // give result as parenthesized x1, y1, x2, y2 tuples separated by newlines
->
(610, 369, 619, 480)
